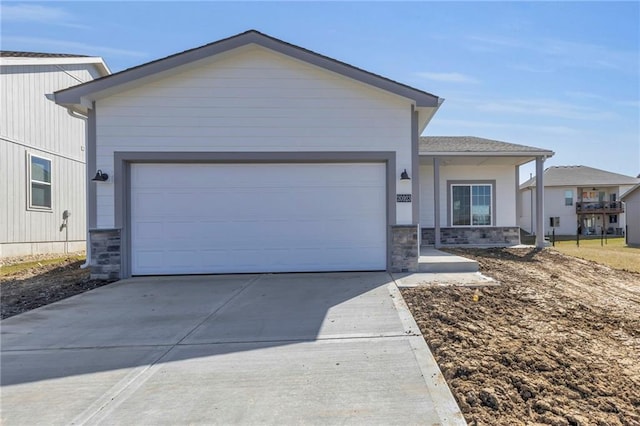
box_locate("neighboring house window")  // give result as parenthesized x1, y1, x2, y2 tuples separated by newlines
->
(27, 154, 52, 210)
(564, 190, 573, 206)
(609, 215, 618, 224)
(451, 184, 492, 226)
(610, 193, 617, 202)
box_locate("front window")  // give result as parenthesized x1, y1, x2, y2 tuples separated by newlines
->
(609, 215, 618, 224)
(28, 154, 52, 210)
(565, 190, 573, 206)
(451, 184, 492, 226)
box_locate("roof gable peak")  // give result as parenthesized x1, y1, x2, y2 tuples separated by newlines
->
(54, 29, 441, 114)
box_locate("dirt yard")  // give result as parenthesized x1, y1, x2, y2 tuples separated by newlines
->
(403, 247, 640, 426)
(1, 254, 113, 319)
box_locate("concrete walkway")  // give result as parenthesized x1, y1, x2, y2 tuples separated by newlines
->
(1, 272, 464, 425)
(418, 247, 479, 273)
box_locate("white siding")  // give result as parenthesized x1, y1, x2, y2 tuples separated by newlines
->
(95, 47, 414, 228)
(419, 164, 516, 227)
(519, 188, 534, 233)
(542, 187, 577, 235)
(1, 63, 95, 256)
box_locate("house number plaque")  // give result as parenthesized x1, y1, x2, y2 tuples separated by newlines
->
(396, 194, 412, 203)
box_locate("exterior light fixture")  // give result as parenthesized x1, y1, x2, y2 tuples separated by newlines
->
(92, 170, 109, 182)
(400, 169, 410, 180)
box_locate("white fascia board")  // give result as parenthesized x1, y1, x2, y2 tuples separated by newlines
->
(0, 56, 110, 76)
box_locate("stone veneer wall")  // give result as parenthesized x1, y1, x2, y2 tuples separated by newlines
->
(89, 228, 121, 280)
(390, 225, 419, 272)
(422, 227, 520, 246)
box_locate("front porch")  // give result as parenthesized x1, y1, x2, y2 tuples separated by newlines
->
(418, 136, 554, 249)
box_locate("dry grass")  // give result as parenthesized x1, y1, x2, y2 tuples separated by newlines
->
(0, 255, 85, 277)
(552, 237, 640, 273)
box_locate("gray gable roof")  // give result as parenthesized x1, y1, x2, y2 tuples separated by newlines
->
(520, 165, 640, 188)
(0, 51, 88, 58)
(419, 136, 553, 155)
(621, 183, 640, 200)
(55, 30, 441, 109)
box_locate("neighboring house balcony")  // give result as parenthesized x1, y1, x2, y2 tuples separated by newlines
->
(576, 201, 624, 214)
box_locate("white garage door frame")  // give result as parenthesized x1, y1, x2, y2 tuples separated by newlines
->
(113, 151, 397, 278)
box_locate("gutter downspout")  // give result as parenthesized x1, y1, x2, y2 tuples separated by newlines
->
(65, 107, 92, 269)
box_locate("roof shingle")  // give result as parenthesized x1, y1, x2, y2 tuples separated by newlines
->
(0, 51, 88, 58)
(520, 165, 640, 188)
(419, 136, 552, 154)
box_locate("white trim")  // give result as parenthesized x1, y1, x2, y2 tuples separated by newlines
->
(450, 183, 493, 227)
(26, 152, 53, 211)
(0, 56, 110, 76)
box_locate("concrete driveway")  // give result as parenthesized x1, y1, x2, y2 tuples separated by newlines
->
(1, 272, 464, 425)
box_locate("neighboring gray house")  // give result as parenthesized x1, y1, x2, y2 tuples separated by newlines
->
(621, 184, 640, 247)
(0, 52, 110, 257)
(519, 166, 640, 237)
(52, 30, 551, 279)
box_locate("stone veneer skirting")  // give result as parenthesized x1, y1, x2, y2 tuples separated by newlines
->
(390, 225, 419, 273)
(89, 228, 121, 280)
(422, 227, 520, 246)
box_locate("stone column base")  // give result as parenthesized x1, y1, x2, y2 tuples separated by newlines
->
(89, 228, 121, 280)
(390, 225, 419, 273)
(421, 227, 521, 245)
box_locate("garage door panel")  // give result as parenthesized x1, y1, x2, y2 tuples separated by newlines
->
(131, 163, 386, 275)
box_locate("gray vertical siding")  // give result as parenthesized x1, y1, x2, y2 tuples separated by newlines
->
(1, 63, 93, 255)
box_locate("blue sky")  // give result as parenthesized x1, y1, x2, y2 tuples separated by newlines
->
(2, 1, 638, 181)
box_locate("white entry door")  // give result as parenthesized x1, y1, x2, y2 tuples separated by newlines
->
(130, 163, 387, 275)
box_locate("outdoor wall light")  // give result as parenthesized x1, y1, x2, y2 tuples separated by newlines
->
(92, 170, 109, 182)
(400, 169, 411, 180)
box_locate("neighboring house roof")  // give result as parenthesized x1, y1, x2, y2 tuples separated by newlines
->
(53, 30, 442, 115)
(0, 51, 89, 58)
(621, 184, 640, 201)
(419, 136, 554, 156)
(520, 165, 640, 189)
(0, 51, 110, 77)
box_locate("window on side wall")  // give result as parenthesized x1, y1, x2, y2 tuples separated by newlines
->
(27, 153, 52, 210)
(564, 190, 573, 206)
(451, 184, 492, 226)
(609, 215, 618, 224)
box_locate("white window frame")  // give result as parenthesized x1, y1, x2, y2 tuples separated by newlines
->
(27, 153, 52, 211)
(450, 183, 493, 227)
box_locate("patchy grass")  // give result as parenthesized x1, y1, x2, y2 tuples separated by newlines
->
(552, 237, 640, 273)
(0, 255, 85, 277)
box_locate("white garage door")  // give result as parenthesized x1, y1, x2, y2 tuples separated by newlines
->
(130, 163, 387, 275)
